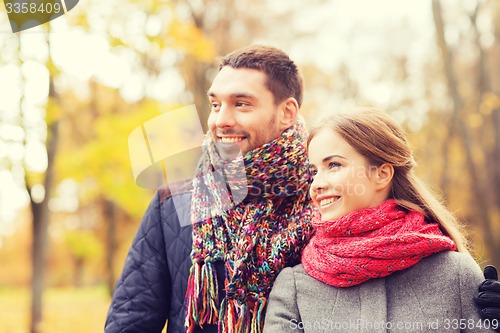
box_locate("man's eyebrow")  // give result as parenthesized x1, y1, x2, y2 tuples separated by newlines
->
(231, 93, 257, 100)
(206, 91, 257, 100)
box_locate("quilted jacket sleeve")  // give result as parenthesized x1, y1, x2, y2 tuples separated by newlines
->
(105, 191, 171, 333)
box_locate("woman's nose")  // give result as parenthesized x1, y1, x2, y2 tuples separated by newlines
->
(310, 171, 328, 193)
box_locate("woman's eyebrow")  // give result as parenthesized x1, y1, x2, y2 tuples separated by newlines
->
(322, 154, 346, 164)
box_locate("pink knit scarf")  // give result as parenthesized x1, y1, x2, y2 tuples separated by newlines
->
(302, 199, 457, 287)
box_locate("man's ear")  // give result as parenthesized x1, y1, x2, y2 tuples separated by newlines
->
(279, 97, 299, 130)
(374, 163, 394, 191)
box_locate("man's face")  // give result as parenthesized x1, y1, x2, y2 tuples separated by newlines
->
(207, 67, 284, 159)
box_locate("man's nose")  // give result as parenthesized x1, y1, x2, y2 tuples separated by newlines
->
(215, 105, 236, 128)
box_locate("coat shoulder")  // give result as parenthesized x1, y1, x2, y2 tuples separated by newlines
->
(158, 178, 193, 203)
(416, 251, 481, 275)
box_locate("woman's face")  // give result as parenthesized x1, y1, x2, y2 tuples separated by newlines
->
(308, 128, 386, 221)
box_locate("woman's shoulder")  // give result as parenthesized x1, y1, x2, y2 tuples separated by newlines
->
(403, 250, 484, 284)
(421, 250, 481, 271)
(274, 264, 320, 290)
(277, 264, 307, 280)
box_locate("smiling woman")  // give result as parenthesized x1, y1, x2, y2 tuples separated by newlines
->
(308, 128, 392, 221)
(263, 108, 496, 333)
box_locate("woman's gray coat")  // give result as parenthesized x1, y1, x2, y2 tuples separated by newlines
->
(264, 251, 496, 332)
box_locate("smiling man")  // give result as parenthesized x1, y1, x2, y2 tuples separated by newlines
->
(105, 45, 316, 333)
(208, 67, 287, 158)
(207, 51, 302, 162)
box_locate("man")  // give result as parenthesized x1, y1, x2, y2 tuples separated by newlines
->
(105, 45, 500, 333)
(106, 45, 314, 333)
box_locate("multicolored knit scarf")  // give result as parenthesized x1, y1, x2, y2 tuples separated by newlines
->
(302, 199, 457, 287)
(185, 122, 315, 333)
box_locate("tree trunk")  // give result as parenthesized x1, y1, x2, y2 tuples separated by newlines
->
(467, 0, 500, 269)
(74, 257, 84, 287)
(491, 106, 500, 269)
(103, 198, 117, 296)
(29, 118, 59, 333)
(489, 1, 500, 265)
(432, 0, 460, 197)
(29, 201, 48, 333)
(28, 29, 60, 329)
(432, 0, 499, 268)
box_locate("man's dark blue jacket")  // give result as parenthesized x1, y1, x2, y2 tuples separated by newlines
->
(104, 185, 222, 333)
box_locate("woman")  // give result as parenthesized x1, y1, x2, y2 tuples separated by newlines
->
(264, 108, 498, 332)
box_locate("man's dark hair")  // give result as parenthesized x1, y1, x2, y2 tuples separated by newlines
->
(219, 45, 303, 107)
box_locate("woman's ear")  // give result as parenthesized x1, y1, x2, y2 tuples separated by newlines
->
(279, 97, 299, 130)
(375, 163, 394, 191)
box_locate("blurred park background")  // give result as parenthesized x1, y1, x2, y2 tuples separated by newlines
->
(0, 0, 499, 332)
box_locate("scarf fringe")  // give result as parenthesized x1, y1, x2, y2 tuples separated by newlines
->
(185, 262, 219, 332)
(186, 255, 287, 333)
(218, 297, 267, 333)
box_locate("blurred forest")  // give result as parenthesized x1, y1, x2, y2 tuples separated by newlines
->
(0, 0, 499, 332)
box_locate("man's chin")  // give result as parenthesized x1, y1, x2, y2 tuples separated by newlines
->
(215, 142, 242, 161)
